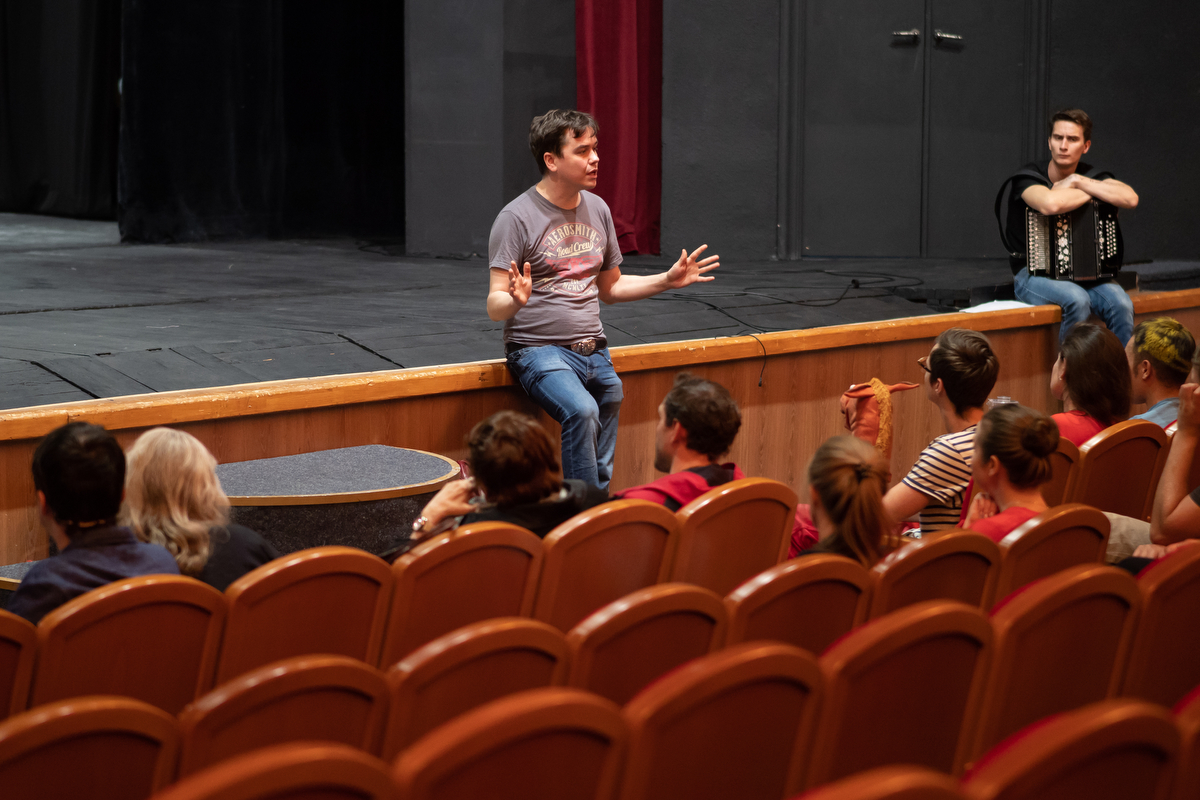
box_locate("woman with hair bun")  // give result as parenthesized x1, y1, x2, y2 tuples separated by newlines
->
(121, 427, 280, 591)
(802, 436, 890, 568)
(962, 403, 1059, 542)
(1051, 322, 1131, 445)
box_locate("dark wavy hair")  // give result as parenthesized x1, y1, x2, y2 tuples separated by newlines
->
(529, 109, 598, 175)
(929, 328, 1000, 416)
(662, 373, 741, 460)
(1060, 323, 1131, 427)
(977, 404, 1059, 489)
(32, 422, 125, 533)
(467, 411, 562, 509)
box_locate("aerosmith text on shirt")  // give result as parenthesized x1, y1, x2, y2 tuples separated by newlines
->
(537, 222, 604, 296)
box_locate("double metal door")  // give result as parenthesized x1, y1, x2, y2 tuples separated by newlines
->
(800, 0, 1035, 257)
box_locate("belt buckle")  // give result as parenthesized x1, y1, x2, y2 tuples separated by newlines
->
(570, 338, 597, 357)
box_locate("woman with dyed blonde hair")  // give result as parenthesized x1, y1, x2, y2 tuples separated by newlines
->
(803, 435, 890, 567)
(121, 427, 278, 590)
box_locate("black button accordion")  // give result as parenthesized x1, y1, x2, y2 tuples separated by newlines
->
(1025, 200, 1121, 281)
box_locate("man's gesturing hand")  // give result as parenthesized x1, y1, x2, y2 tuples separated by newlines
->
(664, 245, 720, 289)
(509, 261, 532, 308)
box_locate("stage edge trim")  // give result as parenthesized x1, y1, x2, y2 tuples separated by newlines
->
(0, 290, 1196, 441)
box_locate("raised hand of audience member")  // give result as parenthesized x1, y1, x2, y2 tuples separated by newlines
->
(1151, 382, 1200, 544)
(1178, 383, 1200, 437)
(962, 491, 999, 530)
(412, 479, 479, 542)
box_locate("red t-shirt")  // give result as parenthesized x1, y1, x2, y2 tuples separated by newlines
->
(967, 506, 1043, 543)
(1052, 410, 1106, 447)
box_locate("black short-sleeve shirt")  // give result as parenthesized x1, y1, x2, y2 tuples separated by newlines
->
(1005, 161, 1108, 274)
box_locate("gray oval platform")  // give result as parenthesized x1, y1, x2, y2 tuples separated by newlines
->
(216, 445, 460, 557)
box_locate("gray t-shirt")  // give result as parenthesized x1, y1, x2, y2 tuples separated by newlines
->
(488, 187, 622, 346)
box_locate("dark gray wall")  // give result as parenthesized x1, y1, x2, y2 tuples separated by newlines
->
(405, 0, 573, 257)
(405, 0, 1199, 261)
(405, 1, 503, 256)
(1047, 0, 1200, 261)
(503, 0, 575, 204)
(661, 0, 781, 259)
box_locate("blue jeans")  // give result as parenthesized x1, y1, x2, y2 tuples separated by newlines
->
(506, 345, 623, 490)
(1013, 268, 1134, 345)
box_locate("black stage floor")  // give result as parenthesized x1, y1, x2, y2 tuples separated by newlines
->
(3, 212, 1200, 412)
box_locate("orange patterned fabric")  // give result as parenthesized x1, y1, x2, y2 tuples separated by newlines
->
(840, 379, 919, 460)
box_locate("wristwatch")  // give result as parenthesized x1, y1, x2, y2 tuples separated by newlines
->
(411, 515, 430, 533)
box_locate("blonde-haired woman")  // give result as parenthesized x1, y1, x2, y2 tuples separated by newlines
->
(121, 427, 279, 590)
(802, 435, 890, 568)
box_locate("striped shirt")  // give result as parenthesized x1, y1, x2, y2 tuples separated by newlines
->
(902, 425, 977, 534)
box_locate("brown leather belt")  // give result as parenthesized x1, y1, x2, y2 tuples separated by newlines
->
(568, 337, 601, 356)
(506, 338, 606, 357)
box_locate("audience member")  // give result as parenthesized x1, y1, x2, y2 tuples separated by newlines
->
(614, 373, 743, 510)
(1127, 317, 1195, 431)
(121, 427, 280, 592)
(1051, 322, 1131, 445)
(1142, 380, 1200, 553)
(883, 328, 999, 534)
(801, 436, 889, 568)
(7, 422, 179, 624)
(412, 410, 609, 540)
(962, 404, 1058, 542)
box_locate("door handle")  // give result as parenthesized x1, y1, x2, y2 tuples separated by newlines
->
(934, 29, 963, 44)
(892, 28, 920, 43)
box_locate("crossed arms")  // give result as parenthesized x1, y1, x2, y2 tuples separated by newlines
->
(1021, 173, 1139, 216)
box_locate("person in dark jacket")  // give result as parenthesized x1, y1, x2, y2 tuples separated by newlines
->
(8, 422, 180, 624)
(411, 410, 609, 540)
(121, 427, 279, 592)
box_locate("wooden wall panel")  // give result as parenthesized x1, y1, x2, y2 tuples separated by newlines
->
(1, 290, 1197, 564)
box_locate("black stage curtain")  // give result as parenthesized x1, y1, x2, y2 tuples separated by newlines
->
(118, 1, 404, 243)
(0, 0, 121, 218)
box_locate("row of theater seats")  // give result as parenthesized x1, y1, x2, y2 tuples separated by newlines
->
(0, 486, 1163, 726)
(0, 477, 801, 721)
(4, 545, 1193, 761)
(0, 467, 1197, 796)
(0, 482, 1191, 724)
(2, 620, 1198, 800)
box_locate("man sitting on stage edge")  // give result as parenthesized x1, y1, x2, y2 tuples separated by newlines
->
(1006, 108, 1139, 344)
(487, 109, 719, 491)
(1128, 317, 1196, 432)
(615, 373, 744, 510)
(7, 422, 179, 624)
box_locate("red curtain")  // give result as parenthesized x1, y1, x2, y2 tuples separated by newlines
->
(576, 0, 662, 255)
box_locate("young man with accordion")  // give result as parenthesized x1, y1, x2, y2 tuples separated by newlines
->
(996, 109, 1139, 344)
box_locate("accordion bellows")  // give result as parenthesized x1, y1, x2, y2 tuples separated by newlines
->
(1026, 200, 1120, 281)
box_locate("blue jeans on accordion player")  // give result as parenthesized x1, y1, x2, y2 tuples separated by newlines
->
(1013, 268, 1134, 345)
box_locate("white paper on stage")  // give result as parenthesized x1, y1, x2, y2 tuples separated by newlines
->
(962, 300, 1036, 314)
